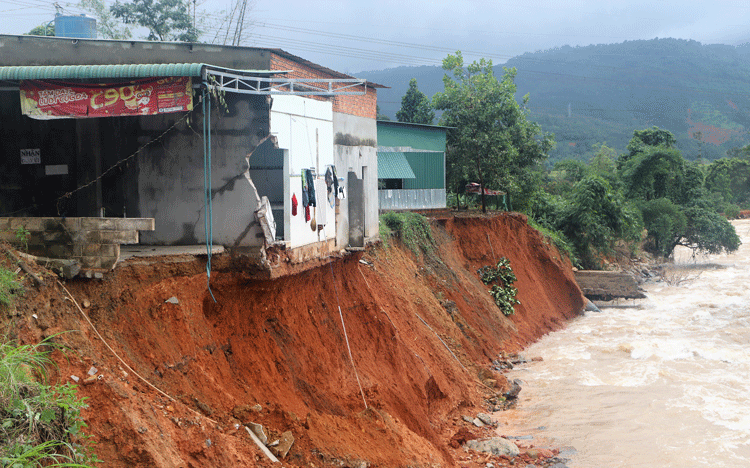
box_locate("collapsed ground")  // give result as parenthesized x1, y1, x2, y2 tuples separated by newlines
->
(2, 212, 584, 467)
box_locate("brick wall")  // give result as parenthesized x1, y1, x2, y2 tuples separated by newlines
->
(271, 53, 376, 119)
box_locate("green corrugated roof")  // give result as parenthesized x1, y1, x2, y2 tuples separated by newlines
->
(378, 152, 416, 179)
(0, 63, 208, 81)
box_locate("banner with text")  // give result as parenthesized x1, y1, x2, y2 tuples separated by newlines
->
(20, 77, 193, 119)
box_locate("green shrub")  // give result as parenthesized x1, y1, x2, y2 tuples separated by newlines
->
(723, 203, 740, 219)
(478, 258, 520, 316)
(379, 212, 435, 256)
(526, 218, 579, 268)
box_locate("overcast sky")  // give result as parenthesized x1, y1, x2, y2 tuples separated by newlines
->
(3, 0, 750, 73)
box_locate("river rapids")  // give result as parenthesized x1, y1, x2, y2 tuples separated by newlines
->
(503, 219, 750, 467)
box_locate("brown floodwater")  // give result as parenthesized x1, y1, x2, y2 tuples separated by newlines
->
(501, 219, 750, 467)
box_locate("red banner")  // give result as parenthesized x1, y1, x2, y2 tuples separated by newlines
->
(20, 77, 193, 119)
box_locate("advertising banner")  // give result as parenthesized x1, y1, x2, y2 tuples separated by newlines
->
(20, 77, 193, 119)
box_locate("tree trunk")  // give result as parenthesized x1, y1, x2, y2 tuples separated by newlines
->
(477, 163, 486, 214)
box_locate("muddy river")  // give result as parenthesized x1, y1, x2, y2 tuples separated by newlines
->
(503, 219, 750, 467)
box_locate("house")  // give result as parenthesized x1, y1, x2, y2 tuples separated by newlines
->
(376, 120, 448, 211)
(0, 35, 383, 273)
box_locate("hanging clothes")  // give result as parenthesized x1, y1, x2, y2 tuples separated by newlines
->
(292, 193, 298, 216)
(305, 169, 317, 207)
(325, 166, 335, 208)
(301, 171, 309, 208)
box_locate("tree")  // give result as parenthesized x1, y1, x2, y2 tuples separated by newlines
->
(680, 205, 740, 255)
(557, 176, 642, 268)
(589, 143, 617, 179)
(705, 158, 750, 206)
(111, 0, 199, 42)
(433, 52, 553, 212)
(26, 23, 54, 36)
(638, 198, 686, 257)
(620, 127, 741, 259)
(619, 128, 685, 202)
(396, 78, 434, 125)
(376, 105, 391, 121)
(79, 0, 131, 39)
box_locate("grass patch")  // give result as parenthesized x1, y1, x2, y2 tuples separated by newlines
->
(379, 212, 435, 256)
(0, 335, 99, 467)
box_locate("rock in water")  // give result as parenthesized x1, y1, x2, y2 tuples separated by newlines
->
(465, 437, 520, 457)
(504, 379, 522, 400)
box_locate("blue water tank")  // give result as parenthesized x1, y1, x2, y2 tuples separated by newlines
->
(54, 14, 97, 39)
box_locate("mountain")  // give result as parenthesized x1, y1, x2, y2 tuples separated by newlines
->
(358, 38, 750, 163)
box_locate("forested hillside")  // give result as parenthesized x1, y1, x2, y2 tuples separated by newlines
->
(360, 38, 750, 163)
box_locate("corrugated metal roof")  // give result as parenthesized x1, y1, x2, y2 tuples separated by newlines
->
(0, 63, 208, 81)
(378, 152, 416, 179)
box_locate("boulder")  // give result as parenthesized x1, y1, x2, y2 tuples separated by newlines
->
(465, 437, 520, 457)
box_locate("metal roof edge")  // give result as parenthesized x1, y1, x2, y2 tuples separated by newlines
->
(0, 63, 285, 82)
(377, 120, 455, 130)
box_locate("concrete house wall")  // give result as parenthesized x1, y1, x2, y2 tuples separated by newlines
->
(0, 35, 379, 254)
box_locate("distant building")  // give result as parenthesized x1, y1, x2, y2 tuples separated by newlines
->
(376, 120, 448, 210)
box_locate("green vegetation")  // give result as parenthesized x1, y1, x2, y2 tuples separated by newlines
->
(14, 227, 30, 253)
(379, 212, 435, 256)
(433, 51, 553, 213)
(396, 78, 434, 125)
(111, 0, 199, 42)
(0, 336, 98, 467)
(478, 258, 520, 316)
(530, 127, 740, 266)
(384, 50, 743, 268)
(0, 266, 23, 307)
(0, 267, 97, 467)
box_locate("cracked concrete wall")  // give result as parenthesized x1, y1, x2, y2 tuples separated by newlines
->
(136, 93, 270, 246)
(333, 112, 379, 247)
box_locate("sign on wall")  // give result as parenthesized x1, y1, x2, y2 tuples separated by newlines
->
(20, 77, 193, 120)
(20, 148, 41, 164)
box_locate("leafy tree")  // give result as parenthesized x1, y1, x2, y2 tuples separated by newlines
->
(638, 198, 686, 257)
(376, 105, 391, 121)
(396, 78, 434, 125)
(556, 176, 642, 269)
(433, 51, 553, 212)
(726, 143, 750, 160)
(619, 128, 688, 202)
(705, 158, 750, 206)
(589, 143, 617, 180)
(26, 23, 54, 36)
(79, 0, 132, 39)
(680, 205, 740, 255)
(111, 0, 199, 42)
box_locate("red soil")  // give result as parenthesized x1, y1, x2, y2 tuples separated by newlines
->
(6, 212, 584, 468)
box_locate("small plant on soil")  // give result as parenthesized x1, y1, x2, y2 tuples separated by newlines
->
(0, 265, 23, 307)
(14, 227, 30, 253)
(0, 334, 100, 467)
(478, 257, 520, 316)
(379, 212, 435, 256)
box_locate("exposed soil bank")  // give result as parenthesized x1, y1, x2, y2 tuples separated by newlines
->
(5, 212, 584, 467)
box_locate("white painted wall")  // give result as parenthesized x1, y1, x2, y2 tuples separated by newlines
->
(270, 95, 336, 248)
